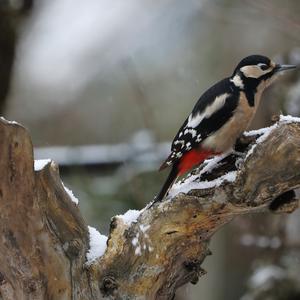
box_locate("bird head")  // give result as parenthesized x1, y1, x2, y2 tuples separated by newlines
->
(231, 55, 296, 90)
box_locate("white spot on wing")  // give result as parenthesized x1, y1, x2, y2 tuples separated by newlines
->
(185, 142, 192, 150)
(176, 152, 183, 158)
(183, 128, 197, 137)
(174, 140, 185, 147)
(187, 93, 229, 128)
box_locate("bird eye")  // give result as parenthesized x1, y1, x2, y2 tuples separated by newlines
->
(258, 63, 269, 71)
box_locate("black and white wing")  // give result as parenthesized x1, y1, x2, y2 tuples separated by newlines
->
(160, 78, 239, 170)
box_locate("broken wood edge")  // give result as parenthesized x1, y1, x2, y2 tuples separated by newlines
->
(0, 117, 93, 299)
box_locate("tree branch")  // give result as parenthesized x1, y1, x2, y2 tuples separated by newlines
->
(0, 116, 299, 299)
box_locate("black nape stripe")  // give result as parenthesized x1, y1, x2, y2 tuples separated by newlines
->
(244, 90, 255, 107)
(239, 75, 259, 107)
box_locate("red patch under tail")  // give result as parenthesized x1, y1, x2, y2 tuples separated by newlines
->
(178, 149, 218, 176)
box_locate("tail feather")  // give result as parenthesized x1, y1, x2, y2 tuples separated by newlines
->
(154, 163, 178, 203)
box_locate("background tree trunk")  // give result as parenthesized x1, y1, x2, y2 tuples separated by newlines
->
(0, 0, 34, 113)
(0, 116, 299, 300)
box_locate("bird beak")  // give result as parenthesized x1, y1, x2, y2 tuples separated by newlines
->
(274, 64, 297, 72)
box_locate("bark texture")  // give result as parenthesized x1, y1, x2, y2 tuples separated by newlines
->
(0, 116, 299, 300)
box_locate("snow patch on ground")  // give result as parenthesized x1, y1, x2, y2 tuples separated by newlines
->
(86, 226, 107, 265)
(62, 182, 79, 205)
(34, 159, 51, 171)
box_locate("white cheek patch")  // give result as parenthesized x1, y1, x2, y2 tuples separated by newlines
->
(187, 93, 229, 128)
(240, 65, 272, 78)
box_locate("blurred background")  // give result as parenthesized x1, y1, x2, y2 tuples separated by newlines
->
(1, 0, 300, 299)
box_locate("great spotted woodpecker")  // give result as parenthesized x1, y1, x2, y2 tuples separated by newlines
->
(155, 55, 296, 202)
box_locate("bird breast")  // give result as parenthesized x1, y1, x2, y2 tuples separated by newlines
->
(202, 91, 258, 152)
